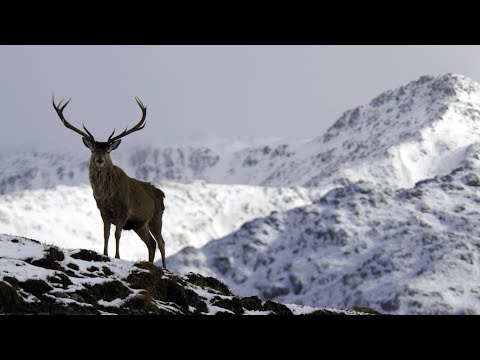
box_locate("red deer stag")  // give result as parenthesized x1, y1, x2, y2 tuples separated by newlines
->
(52, 96, 166, 267)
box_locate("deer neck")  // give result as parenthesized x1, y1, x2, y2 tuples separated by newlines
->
(89, 161, 117, 202)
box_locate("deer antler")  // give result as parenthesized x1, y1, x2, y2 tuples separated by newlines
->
(52, 95, 95, 141)
(108, 97, 147, 143)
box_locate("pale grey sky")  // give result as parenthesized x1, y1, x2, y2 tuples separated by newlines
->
(1, 45, 479, 153)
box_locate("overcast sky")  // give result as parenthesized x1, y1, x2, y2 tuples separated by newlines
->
(1, 45, 480, 153)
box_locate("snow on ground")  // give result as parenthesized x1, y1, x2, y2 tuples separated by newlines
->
(0, 234, 367, 315)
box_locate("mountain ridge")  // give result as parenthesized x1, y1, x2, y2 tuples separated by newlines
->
(2, 73, 480, 195)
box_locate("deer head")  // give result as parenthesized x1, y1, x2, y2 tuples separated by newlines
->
(52, 96, 147, 169)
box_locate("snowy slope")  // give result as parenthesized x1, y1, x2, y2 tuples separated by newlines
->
(168, 143, 480, 315)
(0, 235, 371, 315)
(0, 181, 323, 260)
(3, 74, 480, 194)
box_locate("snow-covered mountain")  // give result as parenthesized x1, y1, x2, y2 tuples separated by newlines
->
(3, 73, 480, 195)
(0, 181, 323, 259)
(169, 143, 480, 314)
(0, 235, 374, 315)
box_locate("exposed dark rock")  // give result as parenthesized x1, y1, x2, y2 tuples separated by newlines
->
(0, 281, 25, 314)
(124, 293, 171, 315)
(352, 306, 381, 315)
(87, 280, 131, 302)
(46, 272, 72, 289)
(45, 246, 65, 262)
(127, 262, 206, 313)
(67, 263, 79, 271)
(71, 249, 110, 262)
(240, 296, 264, 311)
(2, 276, 19, 287)
(70, 289, 97, 305)
(310, 309, 341, 315)
(186, 273, 233, 296)
(102, 266, 113, 276)
(28, 246, 65, 271)
(463, 173, 480, 187)
(19, 279, 53, 298)
(263, 300, 293, 315)
(211, 296, 244, 315)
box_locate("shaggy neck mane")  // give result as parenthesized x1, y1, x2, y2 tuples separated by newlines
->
(89, 162, 117, 201)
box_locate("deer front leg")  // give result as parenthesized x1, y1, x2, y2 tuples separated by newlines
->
(114, 226, 123, 259)
(102, 218, 111, 257)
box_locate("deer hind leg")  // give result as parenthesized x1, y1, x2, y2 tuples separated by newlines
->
(148, 217, 166, 268)
(134, 226, 157, 263)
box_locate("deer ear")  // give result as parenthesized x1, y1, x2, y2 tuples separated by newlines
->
(108, 139, 121, 152)
(82, 137, 94, 150)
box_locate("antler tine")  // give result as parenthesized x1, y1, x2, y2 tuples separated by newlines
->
(52, 95, 95, 141)
(108, 97, 147, 143)
(83, 124, 95, 140)
(107, 128, 116, 142)
(60, 98, 71, 111)
(135, 96, 145, 109)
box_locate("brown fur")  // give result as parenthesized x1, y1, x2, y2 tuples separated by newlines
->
(52, 96, 166, 267)
(86, 142, 166, 267)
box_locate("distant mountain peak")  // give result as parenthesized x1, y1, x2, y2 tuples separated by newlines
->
(322, 73, 480, 144)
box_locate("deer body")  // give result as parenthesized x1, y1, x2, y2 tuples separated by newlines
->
(53, 96, 166, 267)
